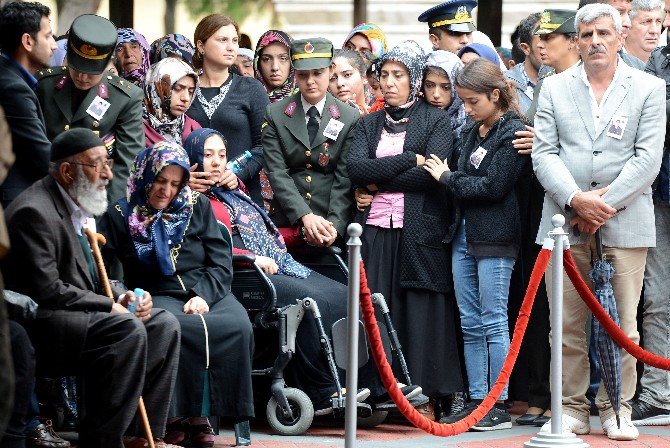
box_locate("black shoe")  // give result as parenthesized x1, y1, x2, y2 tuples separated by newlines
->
(630, 399, 670, 426)
(439, 399, 481, 424)
(471, 406, 512, 431)
(516, 413, 543, 425)
(27, 421, 71, 448)
(533, 414, 551, 427)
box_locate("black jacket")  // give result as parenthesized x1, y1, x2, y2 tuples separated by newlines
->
(348, 101, 455, 293)
(442, 111, 530, 258)
(0, 56, 51, 206)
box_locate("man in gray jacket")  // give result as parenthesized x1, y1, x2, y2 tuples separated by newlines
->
(629, 0, 670, 427)
(532, 4, 665, 440)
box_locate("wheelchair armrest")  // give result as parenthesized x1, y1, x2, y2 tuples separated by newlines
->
(233, 254, 256, 265)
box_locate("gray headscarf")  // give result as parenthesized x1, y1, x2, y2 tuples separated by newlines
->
(424, 50, 467, 139)
(379, 40, 425, 121)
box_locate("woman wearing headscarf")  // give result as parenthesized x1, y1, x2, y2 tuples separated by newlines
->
(143, 58, 201, 146)
(115, 28, 151, 88)
(343, 23, 388, 66)
(347, 40, 464, 420)
(253, 30, 296, 103)
(187, 14, 270, 207)
(458, 43, 502, 67)
(99, 142, 254, 447)
(149, 34, 196, 66)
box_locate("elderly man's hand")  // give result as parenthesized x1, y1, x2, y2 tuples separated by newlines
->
(571, 188, 616, 225)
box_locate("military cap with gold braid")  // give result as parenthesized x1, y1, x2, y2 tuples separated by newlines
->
(67, 14, 117, 75)
(534, 9, 577, 36)
(290, 38, 333, 71)
(418, 0, 477, 33)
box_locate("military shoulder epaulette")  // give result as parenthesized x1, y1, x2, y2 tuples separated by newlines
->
(35, 65, 68, 80)
(105, 73, 141, 97)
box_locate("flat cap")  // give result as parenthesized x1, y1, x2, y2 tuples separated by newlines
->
(51, 128, 105, 161)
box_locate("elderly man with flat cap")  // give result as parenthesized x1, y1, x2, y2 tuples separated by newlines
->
(418, 0, 477, 54)
(1, 129, 180, 448)
(36, 14, 145, 205)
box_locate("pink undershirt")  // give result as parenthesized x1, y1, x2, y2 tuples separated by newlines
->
(366, 129, 406, 228)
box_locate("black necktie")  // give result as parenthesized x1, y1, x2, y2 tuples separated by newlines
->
(307, 106, 319, 145)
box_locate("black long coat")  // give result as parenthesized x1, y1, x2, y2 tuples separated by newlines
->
(347, 101, 456, 293)
(99, 193, 254, 419)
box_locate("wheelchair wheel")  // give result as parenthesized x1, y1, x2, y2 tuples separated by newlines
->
(266, 387, 314, 436)
(357, 410, 388, 428)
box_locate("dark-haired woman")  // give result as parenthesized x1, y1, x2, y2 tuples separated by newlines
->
(329, 49, 370, 115)
(424, 58, 530, 431)
(186, 14, 270, 206)
(347, 40, 463, 418)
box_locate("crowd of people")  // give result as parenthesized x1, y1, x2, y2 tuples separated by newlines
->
(0, 0, 669, 447)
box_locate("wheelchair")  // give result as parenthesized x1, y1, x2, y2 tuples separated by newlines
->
(231, 243, 427, 436)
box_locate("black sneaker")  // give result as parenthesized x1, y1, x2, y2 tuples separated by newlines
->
(631, 399, 670, 426)
(439, 399, 481, 424)
(471, 406, 512, 431)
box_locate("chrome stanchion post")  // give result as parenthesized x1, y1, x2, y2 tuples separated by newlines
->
(525, 214, 588, 448)
(344, 223, 363, 448)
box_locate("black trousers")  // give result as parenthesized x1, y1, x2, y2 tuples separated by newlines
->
(26, 309, 180, 448)
(0, 321, 34, 448)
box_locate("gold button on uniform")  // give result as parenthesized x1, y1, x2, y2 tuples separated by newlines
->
(64, 125, 70, 131)
(306, 175, 312, 183)
(306, 163, 312, 169)
(305, 150, 311, 157)
(305, 193, 312, 200)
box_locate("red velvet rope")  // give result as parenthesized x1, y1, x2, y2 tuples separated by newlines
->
(357, 249, 552, 436)
(563, 250, 670, 370)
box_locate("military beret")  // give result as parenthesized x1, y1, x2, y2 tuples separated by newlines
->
(51, 128, 105, 161)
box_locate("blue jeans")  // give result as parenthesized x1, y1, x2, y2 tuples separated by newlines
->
(452, 222, 515, 400)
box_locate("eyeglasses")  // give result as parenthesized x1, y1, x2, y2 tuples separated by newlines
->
(70, 159, 113, 173)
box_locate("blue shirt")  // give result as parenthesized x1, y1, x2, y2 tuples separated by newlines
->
(1, 53, 37, 91)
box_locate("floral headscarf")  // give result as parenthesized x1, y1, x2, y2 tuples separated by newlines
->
(379, 40, 425, 121)
(184, 129, 310, 278)
(149, 34, 196, 66)
(143, 58, 199, 143)
(120, 142, 192, 276)
(343, 23, 388, 63)
(254, 30, 297, 103)
(424, 50, 467, 139)
(116, 28, 151, 87)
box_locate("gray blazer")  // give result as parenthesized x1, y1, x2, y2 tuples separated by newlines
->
(532, 61, 666, 248)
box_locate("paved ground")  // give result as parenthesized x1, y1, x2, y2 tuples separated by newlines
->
(213, 415, 670, 448)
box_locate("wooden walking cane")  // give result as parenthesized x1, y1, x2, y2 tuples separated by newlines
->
(84, 228, 156, 448)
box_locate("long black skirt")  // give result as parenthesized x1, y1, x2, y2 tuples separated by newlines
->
(153, 293, 254, 420)
(361, 225, 464, 398)
(269, 271, 385, 405)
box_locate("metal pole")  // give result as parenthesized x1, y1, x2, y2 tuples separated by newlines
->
(344, 223, 363, 448)
(525, 214, 588, 448)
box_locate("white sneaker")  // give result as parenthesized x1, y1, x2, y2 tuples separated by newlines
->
(540, 414, 590, 435)
(601, 414, 639, 441)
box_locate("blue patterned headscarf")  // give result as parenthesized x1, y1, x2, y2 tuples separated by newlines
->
(150, 34, 196, 65)
(120, 141, 192, 276)
(184, 128, 310, 279)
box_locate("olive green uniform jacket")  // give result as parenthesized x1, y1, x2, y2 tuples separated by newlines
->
(36, 66, 145, 204)
(262, 92, 358, 236)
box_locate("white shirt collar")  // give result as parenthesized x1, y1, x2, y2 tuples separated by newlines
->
(56, 181, 92, 236)
(579, 57, 622, 128)
(301, 94, 327, 118)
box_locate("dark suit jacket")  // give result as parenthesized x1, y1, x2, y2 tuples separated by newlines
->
(36, 66, 145, 204)
(3, 176, 114, 313)
(262, 92, 358, 236)
(0, 56, 51, 206)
